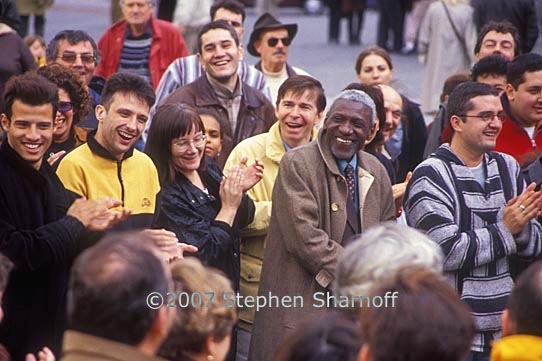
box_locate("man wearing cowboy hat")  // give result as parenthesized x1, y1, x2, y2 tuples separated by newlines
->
(248, 12, 310, 104)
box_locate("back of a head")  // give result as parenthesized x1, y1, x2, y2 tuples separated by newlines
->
(333, 223, 443, 301)
(506, 53, 542, 90)
(441, 72, 470, 103)
(275, 313, 362, 361)
(360, 266, 475, 361)
(507, 261, 542, 336)
(100, 72, 156, 110)
(158, 258, 236, 360)
(67, 231, 169, 345)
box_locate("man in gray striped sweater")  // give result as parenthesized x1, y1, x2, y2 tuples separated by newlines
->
(404, 82, 542, 360)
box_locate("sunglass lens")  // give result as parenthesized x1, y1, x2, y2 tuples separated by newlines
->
(61, 54, 77, 63)
(268, 38, 278, 47)
(282, 37, 291, 46)
(58, 102, 72, 113)
(81, 54, 95, 64)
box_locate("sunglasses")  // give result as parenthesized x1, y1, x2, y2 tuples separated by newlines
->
(58, 101, 73, 113)
(58, 51, 96, 65)
(267, 37, 291, 47)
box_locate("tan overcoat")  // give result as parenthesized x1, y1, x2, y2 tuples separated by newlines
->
(248, 128, 395, 361)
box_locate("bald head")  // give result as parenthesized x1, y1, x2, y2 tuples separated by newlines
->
(378, 85, 403, 143)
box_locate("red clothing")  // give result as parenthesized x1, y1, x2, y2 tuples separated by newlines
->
(495, 97, 542, 168)
(96, 17, 188, 89)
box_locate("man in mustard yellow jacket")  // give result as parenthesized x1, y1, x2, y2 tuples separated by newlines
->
(224, 75, 325, 360)
(491, 261, 542, 361)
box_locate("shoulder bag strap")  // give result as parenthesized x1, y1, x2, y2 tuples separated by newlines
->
(441, 1, 470, 63)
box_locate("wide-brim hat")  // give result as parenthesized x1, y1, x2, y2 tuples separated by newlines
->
(247, 13, 298, 57)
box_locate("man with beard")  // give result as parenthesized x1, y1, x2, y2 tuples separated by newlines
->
(404, 82, 542, 359)
(249, 89, 395, 361)
(161, 21, 275, 165)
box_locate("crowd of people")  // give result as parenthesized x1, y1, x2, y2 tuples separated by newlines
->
(1, 0, 542, 361)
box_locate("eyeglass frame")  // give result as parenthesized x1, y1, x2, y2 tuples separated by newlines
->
(57, 101, 73, 113)
(267, 37, 291, 47)
(172, 134, 207, 151)
(57, 51, 96, 65)
(456, 111, 507, 123)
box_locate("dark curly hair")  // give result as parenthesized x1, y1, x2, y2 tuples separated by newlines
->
(37, 63, 91, 125)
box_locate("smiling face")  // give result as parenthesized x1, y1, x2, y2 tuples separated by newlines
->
(255, 28, 290, 73)
(324, 99, 374, 161)
(94, 92, 149, 160)
(53, 88, 74, 144)
(476, 31, 515, 62)
(358, 54, 393, 86)
(1, 100, 54, 170)
(380, 85, 403, 143)
(506, 70, 542, 127)
(198, 28, 241, 88)
(451, 94, 503, 158)
(277, 90, 322, 148)
(55, 40, 96, 86)
(170, 127, 206, 175)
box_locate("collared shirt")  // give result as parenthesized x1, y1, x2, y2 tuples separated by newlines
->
(337, 155, 359, 209)
(206, 73, 242, 133)
(119, 22, 153, 84)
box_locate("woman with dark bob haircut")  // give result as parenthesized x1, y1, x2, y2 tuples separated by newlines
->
(145, 103, 262, 289)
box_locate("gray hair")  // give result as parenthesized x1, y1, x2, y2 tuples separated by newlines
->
(329, 89, 377, 126)
(119, 0, 156, 6)
(332, 222, 443, 300)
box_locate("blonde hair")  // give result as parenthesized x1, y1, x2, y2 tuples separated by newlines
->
(158, 258, 237, 360)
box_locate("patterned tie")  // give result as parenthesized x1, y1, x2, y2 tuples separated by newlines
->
(344, 164, 356, 203)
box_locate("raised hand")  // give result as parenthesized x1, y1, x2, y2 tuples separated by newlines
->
(503, 182, 542, 235)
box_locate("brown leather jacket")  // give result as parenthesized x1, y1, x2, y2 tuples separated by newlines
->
(162, 75, 276, 167)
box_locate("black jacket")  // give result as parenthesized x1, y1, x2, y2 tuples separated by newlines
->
(472, 0, 539, 53)
(152, 158, 255, 289)
(0, 141, 85, 360)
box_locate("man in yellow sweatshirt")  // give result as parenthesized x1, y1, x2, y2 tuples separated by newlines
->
(491, 261, 542, 361)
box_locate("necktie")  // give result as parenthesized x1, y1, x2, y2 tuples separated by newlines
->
(344, 164, 356, 203)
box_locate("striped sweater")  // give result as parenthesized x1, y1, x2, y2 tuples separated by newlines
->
(404, 144, 542, 353)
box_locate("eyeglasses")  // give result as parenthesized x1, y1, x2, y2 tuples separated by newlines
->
(57, 101, 73, 113)
(58, 51, 96, 65)
(172, 134, 206, 151)
(457, 112, 507, 123)
(267, 37, 291, 47)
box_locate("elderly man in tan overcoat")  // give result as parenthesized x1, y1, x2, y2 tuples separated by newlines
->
(248, 90, 395, 361)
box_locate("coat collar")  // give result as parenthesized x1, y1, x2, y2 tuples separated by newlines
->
(61, 330, 168, 361)
(191, 75, 267, 110)
(87, 130, 135, 161)
(264, 122, 318, 164)
(0, 140, 49, 189)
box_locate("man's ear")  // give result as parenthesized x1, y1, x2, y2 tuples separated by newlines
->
(95, 105, 107, 123)
(239, 43, 245, 61)
(365, 122, 379, 145)
(501, 309, 516, 337)
(0, 113, 10, 132)
(449, 114, 463, 134)
(358, 344, 372, 361)
(505, 83, 516, 102)
(197, 53, 205, 71)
